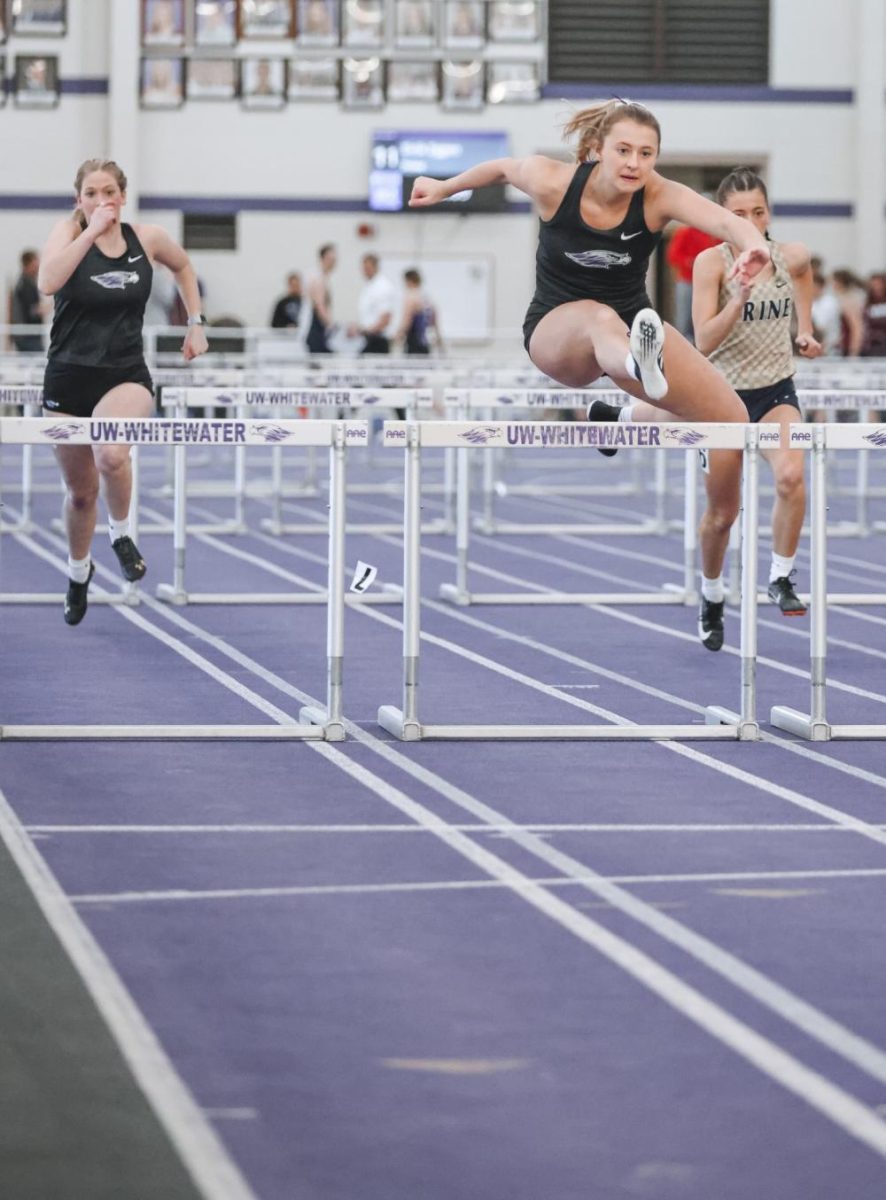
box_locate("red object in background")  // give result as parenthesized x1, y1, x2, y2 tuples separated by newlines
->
(667, 226, 721, 282)
(356, 222, 376, 239)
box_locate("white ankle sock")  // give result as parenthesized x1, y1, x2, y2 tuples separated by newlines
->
(618, 404, 637, 423)
(624, 352, 640, 382)
(108, 516, 130, 544)
(68, 554, 91, 583)
(701, 575, 725, 603)
(770, 553, 795, 583)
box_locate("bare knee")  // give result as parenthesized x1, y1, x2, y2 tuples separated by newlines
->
(774, 465, 804, 502)
(94, 447, 131, 480)
(701, 503, 739, 537)
(67, 479, 99, 511)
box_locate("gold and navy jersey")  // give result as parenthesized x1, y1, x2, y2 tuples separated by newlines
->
(708, 241, 795, 389)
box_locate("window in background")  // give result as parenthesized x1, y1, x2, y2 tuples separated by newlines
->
(14, 53, 59, 106)
(441, 58, 483, 110)
(288, 56, 339, 99)
(139, 55, 185, 107)
(193, 0, 237, 46)
(443, 0, 484, 49)
(387, 60, 438, 102)
(342, 0, 383, 48)
(10, 0, 66, 36)
(241, 0, 294, 39)
(296, 0, 339, 47)
(186, 56, 237, 99)
(394, 0, 434, 49)
(142, 0, 185, 47)
(488, 0, 540, 43)
(241, 57, 287, 107)
(342, 55, 383, 107)
(487, 60, 539, 103)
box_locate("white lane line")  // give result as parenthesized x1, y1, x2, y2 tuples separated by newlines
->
(69, 866, 886, 905)
(26, 822, 875, 835)
(0, 788, 257, 1200)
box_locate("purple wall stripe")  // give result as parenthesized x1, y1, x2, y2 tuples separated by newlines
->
(543, 83, 854, 104)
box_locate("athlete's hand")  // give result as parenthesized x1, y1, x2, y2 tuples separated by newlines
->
(727, 246, 770, 288)
(408, 176, 449, 207)
(796, 332, 823, 359)
(182, 325, 209, 361)
(87, 203, 117, 236)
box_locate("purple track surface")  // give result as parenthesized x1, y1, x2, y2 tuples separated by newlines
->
(3, 441, 886, 1199)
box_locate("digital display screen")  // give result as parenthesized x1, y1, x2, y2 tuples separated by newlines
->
(368, 130, 510, 213)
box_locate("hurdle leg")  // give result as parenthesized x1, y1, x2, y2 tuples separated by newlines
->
(156, 441, 189, 605)
(771, 427, 831, 739)
(378, 427, 423, 740)
(439, 444, 471, 605)
(300, 425, 347, 740)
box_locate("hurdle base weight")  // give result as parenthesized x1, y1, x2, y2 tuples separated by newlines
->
(704, 706, 760, 741)
(156, 582, 189, 606)
(377, 705, 422, 741)
(298, 705, 346, 742)
(770, 705, 831, 741)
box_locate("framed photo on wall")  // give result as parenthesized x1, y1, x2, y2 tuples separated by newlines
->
(387, 61, 437, 102)
(486, 60, 539, 103)
(142, 0, 185, 46)
(241, 57, 287, 108)
(10, 0, 66, 36)
(443, 0, 484, 49)
(441, 58, 483, 110)
(193, 0, 237, 46)
(342, 0, 383, 48)
(288, 56, 339, 100)
(241, 0, 294, 38)
(488, 0, 540, 43)
(342, 55, 383, 108)
(394, 0, 434, 48)
(14, 53, 59, 106)
(139, 55, 185, 108)
(187, 56, 237, 99)
(296, 0, 339, 47)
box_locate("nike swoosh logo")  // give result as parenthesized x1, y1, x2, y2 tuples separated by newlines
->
(775, 278, 787, 287)
(620, 231, 642, 241)
(128, 255, 143, 263)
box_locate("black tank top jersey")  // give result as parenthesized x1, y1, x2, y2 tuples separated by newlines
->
(48, 223, 153, 367)
(524, 161, 661, 340)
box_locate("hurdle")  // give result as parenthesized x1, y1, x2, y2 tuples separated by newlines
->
(0, 415, 362, 741)
(378, 419, 767, 741)
(771, 421, 886, 741)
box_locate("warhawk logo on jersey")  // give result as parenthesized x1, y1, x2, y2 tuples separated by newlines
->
(564, 250, 632, 270)
(90, 271, 140, 290)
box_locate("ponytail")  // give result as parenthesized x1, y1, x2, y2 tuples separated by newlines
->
(562, 98, 661, 162)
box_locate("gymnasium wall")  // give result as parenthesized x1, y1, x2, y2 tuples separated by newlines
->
(0, 0, 881, 343)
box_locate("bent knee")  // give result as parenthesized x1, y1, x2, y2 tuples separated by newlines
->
(774, 468, 805, 498)
(67, 482, 99, 510)
(94, 447, 131, 477)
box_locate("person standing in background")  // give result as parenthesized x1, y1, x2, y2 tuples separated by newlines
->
(270, 271, 303, 329)
(349, 253, 395, 354)
(305, 243, 336, 353)
(11, 249, 46, 351)
(861, 272, 886, 358)
(666, 220, 720, 340)
(396, 268, 442, 355)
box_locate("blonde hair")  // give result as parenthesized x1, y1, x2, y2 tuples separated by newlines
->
(72, 158, 128, 230)
(563, 99, 661, 163)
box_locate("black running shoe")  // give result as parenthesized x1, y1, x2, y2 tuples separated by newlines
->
(587, 398, 622, 457)
(111, 535, 147, 582)
(698, 597, 725, 651)
(767, 572, 807, 617)
(64, 561, 95, 626)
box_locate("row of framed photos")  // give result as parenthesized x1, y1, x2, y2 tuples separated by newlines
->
(144, 0, 541, 50)
(0, 1, 65, 40)
(141, 54, 540, 108)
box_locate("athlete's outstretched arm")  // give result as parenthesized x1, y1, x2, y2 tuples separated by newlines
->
(409, 155, 564, 209)
(691, 248, 752, 356)
(650, 178, 771, 286)
(139, 225, 209, 362)
(783, 244, 822, 357)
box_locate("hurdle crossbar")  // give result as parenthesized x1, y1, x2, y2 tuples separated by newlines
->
(378, 419, 765, 742)
(0, 416, 362, 740)
(771, 422, 886, 741)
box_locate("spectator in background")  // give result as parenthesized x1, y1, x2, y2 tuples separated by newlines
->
(830, 268, 865, 358)
(861, 271, 886, 358)
(348, 253, 395, 354)
(666, 220, 720, 340)
(270, 271, 303, 329)
(396, 268, 442, 355)
(306, 242, 336, 353)
(11, 249, 45, 351)
(810, 269, 842, 357)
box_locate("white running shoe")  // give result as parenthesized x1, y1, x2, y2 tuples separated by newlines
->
(626, 308, 667, 402)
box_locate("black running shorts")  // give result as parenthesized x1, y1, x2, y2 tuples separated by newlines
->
(736, 376, 800, 424)
(42, 360, 155, 418)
